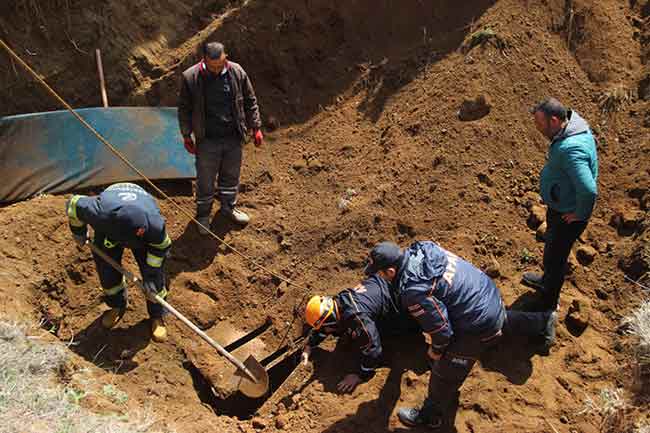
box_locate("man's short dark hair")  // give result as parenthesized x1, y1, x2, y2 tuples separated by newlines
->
(530, 97, 568, 121)
(202, 41, 225, 60)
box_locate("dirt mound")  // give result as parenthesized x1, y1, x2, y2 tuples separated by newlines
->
(2, 0, 650, 432)
(0, 0, 246, 115)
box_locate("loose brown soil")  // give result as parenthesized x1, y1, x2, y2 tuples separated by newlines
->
(2, 0, 650, 432)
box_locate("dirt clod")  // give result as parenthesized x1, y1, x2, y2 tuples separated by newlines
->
(252, 417, 268, 430)
(458, 95, 492, 121)
(576, 245, 598, 266)
(485, 260, 501, 278)
(610, 209, 645, 235)
(528, 205, 546, 229)
(566, 300, 591, 335)
(275, 415, 288, 430)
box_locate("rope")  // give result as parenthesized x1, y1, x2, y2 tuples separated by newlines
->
(0, 38, 309, 295)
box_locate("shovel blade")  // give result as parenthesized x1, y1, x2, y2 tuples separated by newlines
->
(235, 355, 269, 398)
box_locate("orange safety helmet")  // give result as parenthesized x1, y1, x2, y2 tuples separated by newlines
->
(305, 295, 339, 330)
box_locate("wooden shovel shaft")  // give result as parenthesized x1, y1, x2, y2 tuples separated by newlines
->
(85, 241, 259, 383)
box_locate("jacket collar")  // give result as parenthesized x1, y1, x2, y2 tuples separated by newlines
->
(199, 59, 229, 78)
(550, 110, 590, 146)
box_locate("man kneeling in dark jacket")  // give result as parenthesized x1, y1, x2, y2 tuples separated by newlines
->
(364, 241, 557, 430)
(303, 274, 416, 393)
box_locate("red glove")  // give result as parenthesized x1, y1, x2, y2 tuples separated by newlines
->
(253, 129, 263, 146)
(183, 135, 196, 155)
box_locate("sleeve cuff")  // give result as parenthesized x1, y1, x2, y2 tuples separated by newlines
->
(70, 224, 87, 236)
(358, 365, 376, 381)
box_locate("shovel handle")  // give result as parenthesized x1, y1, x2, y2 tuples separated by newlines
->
(85, 241, 259, 384)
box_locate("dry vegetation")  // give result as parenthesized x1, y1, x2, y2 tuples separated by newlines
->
(0, 320, 172, 433)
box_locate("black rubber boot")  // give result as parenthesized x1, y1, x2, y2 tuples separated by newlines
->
(521, 272, 545, 292)
(397, 406, 443, 429)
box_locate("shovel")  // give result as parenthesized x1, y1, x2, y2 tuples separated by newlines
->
(85, 240, 269, 398)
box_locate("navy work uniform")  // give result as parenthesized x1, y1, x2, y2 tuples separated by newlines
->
(389, 241, 554, 427)
(66, 183, 171, 318)
(308, 275, 413, 381)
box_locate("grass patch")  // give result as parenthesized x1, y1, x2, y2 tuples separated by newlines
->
(0, 320, 173, 433)
(580, 387, 627, 432)
(519, 248, 536, 264)
(625, 299, 650, 387)
(461, 27, 507, 54)
(598, 86, 634, 114)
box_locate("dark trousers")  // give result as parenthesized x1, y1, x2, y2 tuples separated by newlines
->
(378, 313, 421, 337)
(195, 134, 243, 218)
(503, 309, 552, 337)
(424, 308, 550, 415)
(541, 208, 588, 309)
(92, 234, 168, 318)
(425, 331, 501, 415)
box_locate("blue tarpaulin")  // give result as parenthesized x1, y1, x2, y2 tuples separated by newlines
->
(0, 107, 195, 203)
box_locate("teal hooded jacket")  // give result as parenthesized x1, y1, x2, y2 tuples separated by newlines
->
(539, 111, 598, 221)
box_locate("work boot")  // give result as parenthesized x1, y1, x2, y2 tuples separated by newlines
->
(151, 318, 167, 343)
(220, 206, 250, 225)
(397, 406, 443, 429)
(196, 216, 211, 236)
(100, 308, 125, 329)
(543, 311, 558, 349)
(521, 272, 545, 292)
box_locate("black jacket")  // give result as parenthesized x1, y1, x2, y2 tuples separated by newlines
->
(178, 60, 261, 144)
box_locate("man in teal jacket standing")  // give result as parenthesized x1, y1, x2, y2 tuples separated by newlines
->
(523, 98, 598, 314)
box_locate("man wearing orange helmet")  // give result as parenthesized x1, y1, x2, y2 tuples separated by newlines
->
(303, 274, 412, 393)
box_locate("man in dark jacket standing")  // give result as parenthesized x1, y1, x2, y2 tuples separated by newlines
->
(522, 98, 598, 311)
(364, 241, 557, 429)
(178, 42, 263, 232)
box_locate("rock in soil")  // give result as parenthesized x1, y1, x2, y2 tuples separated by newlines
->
(576, 245, 598, 266)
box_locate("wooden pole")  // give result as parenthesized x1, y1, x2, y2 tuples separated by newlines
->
(95, 48, 109, 107)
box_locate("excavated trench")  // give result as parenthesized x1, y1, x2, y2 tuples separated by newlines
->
(36, 292, 305, 420)
(185, 348, 301, 419)
(188, 321, 306, 419)
(35, 280, 306, 421)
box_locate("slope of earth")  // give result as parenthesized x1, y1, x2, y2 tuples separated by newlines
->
(1, 0, 650, 433)
(0, 0, 247, 115)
